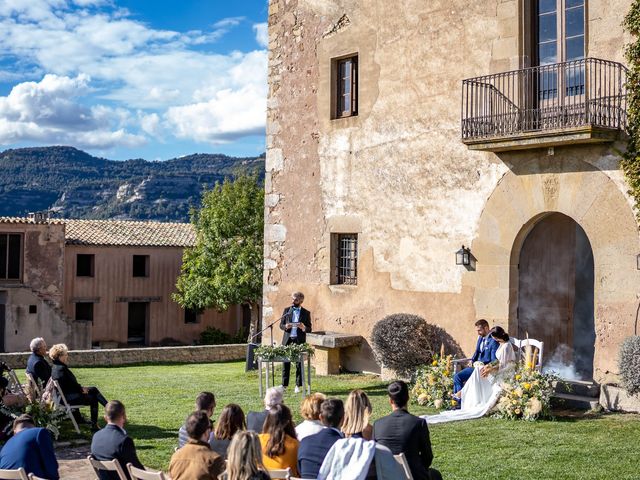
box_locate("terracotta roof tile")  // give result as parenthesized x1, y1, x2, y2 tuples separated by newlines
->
(0, 217, 196, 247)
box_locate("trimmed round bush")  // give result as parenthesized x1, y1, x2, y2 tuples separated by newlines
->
(370, 313, 463, 376)
(619, 336, 640, 394)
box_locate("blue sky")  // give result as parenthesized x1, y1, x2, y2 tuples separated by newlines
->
(0, 0, 269, 160)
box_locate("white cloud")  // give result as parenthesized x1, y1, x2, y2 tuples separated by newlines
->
(0, 74, 145, 149)
(0, 1, 267, 151)
(253, 22, 268, 48)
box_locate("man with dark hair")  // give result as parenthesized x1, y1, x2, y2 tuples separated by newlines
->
(178, 391, 216, 448)
(453, 319, 499, 399)
(297, 398, 344, 479)
(373, 381, 441, 480)
(280, 291, 312, 393)
(0, 414, 59, 479)
(91, 401, 144, 480)
(169, 410, 225, 480)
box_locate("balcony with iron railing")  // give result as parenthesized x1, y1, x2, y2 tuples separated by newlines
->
(461, 58, 628, 152)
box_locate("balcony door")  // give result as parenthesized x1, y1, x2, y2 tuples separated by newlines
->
(528, 0, 586, 129)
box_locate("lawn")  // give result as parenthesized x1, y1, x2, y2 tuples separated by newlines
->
(17, 361, 640, 479)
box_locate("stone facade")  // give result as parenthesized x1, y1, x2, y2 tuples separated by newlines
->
(264, 0, 639, 381)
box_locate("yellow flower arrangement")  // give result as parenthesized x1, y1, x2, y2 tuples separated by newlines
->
(411, 352, 454, 409)
(494, 363, 558, 421)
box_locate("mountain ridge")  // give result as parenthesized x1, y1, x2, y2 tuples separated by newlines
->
(0, 146, 264, 222)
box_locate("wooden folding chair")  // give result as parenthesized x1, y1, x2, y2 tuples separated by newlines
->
(6, 370, 26, 398)
(87, 455, 127, 480)
(52, 380, 83, 434)
(267, 468, 291, 479)
(127, 463, 168, 480)
(0, 468, 29, 480)
(393, 453, 414, 480)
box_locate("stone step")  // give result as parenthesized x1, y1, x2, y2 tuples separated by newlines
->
(553, 379, 600, 398)
(551, 392, 600, 410)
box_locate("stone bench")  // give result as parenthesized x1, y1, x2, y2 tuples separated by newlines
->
(306, 331, 363, 375)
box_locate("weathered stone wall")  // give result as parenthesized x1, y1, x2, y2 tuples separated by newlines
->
(0, 344, 247, 369)
(264, 0, 639, 378)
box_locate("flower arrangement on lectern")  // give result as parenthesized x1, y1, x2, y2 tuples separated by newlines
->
(255, 343, 314, 362)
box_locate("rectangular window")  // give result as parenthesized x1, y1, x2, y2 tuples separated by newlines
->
(132, 255, 150, 277)
(76, 254, 94, 277)
(75, 302, 94, 322)
(0, 233, 22, 280)
(335, 234, 358, 285)
(28, 305, 37, 314)
(335, 56, 358, 118)
(184, 308, 200, 324)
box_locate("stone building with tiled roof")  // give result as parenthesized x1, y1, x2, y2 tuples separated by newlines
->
(0, 216, 242, 352)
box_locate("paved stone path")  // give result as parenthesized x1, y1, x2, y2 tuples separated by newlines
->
(57, 445, 94, 480)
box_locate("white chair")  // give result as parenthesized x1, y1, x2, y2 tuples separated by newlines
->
(0, 468, 29, 480)
(267, 468, 291, 479)
(511, 337, 544, 370)
(393, 453, 414, 480)
(27, 475, 47, 480)
(51, 380, 83, 434)
(127, 463, 168, 480)
(25, 373, 42, 402)
(87, 456, 127, 480)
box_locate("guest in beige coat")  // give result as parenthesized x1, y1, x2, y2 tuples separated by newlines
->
(169, 411, 225, 480)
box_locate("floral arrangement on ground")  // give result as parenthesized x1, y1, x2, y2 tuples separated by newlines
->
(493, 366, 558, 421)
(254, 343, 315, 361)
(411, 353, 454, 409)
(0, 397, 66, 439)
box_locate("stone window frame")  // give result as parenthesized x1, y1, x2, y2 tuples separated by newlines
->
(332, 54, 358, 119)
(0, 233, 22, 281)
(331, 233, 358, 285)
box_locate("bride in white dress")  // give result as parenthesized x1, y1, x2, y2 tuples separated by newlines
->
(423, 326, 516, 424)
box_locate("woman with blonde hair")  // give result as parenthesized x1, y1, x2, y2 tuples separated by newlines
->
(295, 392, 326, 440)
(50, 343, 107, 431)
(223, 431, 270, 480)
(341, 389, 373, 440)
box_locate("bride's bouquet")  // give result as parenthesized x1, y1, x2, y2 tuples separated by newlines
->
(411, 350, 454, 409)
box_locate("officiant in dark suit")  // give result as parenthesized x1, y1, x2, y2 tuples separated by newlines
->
(279, 291, 312, 392)
(453, 319, 499, 396)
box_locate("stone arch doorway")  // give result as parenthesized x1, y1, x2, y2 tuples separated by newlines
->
(515, 212, 595, 379)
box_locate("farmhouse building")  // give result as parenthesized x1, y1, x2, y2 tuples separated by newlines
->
(0, 216, 241, 352)
(264, 0, 637, 382)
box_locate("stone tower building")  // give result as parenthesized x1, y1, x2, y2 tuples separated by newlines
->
(264, 0, 637, 382)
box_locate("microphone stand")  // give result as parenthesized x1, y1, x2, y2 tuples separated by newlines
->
(249, 309, 291, 346)
(246, 309, 292, 375)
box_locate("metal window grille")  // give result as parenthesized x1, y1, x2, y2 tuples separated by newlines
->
(337, 234, 358, 285)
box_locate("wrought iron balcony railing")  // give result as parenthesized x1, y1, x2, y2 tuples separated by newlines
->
(461, 58, 628, 146)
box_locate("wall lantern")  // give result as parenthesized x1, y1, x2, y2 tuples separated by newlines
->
(456, 245, 471, 266)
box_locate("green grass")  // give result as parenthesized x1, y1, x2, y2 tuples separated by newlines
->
(17, 362, 640, 479)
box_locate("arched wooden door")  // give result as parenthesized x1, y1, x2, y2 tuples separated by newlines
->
(517, 212, 595, 379)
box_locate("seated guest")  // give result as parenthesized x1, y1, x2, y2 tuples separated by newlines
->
(0, 414, 59, 480)
(26, 337, 51, 387)
(297, 399, 344, 479)
(318, 437, 404, 480)
(295, 392, 326, 441)
(258, 404, 299, 476)
(373, 381, 442, 480)
(210, 403, 246, 459)
(50, 343, 107, 431)
(179, 391, 216, 448)
(247, 386, 283, 433)
(169, 411, 225, 480)
(91, 400, 144, 480)
(342, 389, 373, 440)
(221, 431, 270, 480)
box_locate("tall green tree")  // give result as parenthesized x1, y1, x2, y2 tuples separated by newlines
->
(174, 173, 264, 339)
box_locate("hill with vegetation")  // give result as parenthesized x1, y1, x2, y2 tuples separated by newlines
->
(0, 146, 264, 222)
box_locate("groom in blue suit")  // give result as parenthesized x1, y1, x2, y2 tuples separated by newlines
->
(453, 319, 498, 395)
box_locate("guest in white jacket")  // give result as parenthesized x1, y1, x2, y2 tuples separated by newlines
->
(295, 393, 326, 441)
